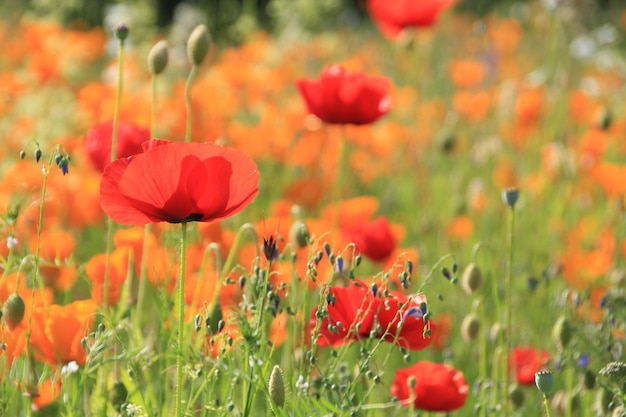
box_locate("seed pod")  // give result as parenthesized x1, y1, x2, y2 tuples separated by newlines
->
(461, 262, 483, 294)
(535, 370, 555, 396)
(147, 40, 169, 75)
(187, 25, 211, 66)
(269, 365, 285, 408)
(2, 294, 25, 330)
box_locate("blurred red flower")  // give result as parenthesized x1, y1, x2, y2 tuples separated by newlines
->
(391, 361, 469, 412)
(100, 140, 259, 224)
(367, 0, 454, 39)
(311, 281, 433, 350)
(85, 120, 150, 172)
(297, 65, 391, 125)
(343, 216, 396, 262)
(510, 346, 551, 385)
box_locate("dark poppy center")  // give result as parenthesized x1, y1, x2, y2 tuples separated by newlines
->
(171, 213, 203, 223)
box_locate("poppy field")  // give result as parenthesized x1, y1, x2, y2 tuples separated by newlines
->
(1, 0, 626, 416)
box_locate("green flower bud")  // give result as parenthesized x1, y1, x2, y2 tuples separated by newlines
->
(114, 24, 129, 43)
(460, 313, 481, 342)
(552, 316, 574, 351)
(508, 384, 525, 409)
(461, 262, 483, 294)
(187, 25, 211, 66)
(148, 40, 169, 75)
(108, 381, 128, 411)
(290, 220, 310, 249)
(2, 294, 25, 330)
(269, 365, 285, 408)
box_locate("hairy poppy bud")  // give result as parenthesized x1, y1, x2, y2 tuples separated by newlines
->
(2, 294, 25, 330)
(114, 24, 129, 43)
(508, 384, 525, 409)
(148, 40, 169, 75)
(187, 25, 211, 66)
(108, 381, 128, 411)
(290, 220, 310, 248)
(552, 316, 574, 351)
(461, 262, 483, 294)
(460, 313, 480, 342)
(269, 365, 286, 408)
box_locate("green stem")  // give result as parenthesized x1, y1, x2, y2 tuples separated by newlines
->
(151, 75, 158, 138)
(104, 36, 125, 312)
(206, 223, 258, 321)
(175, 221, 188, 417)
(503, 206, 516, 417)
(185, 65, 199, 143)
(542, 394, 552, 417)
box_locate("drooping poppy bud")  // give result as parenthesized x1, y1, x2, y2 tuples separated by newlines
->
(148, 40, 169, 75)
(2, 294, 25, 330)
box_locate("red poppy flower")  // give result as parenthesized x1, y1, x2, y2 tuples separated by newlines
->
(312, 281, 377, 347)
(367, 0, 455, 39)
(297, 65, 391, 125)
(391, 361, 469, 412)
(376, 291, 433, 350)
(100, 140, 259, 225)
(85, 120, 150, 172)
(510, 346, 551, 385)
(311, 281, 433, 350)
(343, 217, 396, 262)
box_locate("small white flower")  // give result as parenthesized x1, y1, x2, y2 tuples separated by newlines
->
(6, 236, 18, 249)
(61, 361, 79, 377)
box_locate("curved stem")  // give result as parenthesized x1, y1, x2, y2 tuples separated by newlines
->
(174, 222, 188, 417)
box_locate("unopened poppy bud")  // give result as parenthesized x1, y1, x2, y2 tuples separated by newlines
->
(207, 303, 223, 334)
(269, 365, 285, 408)
(108, 381, 128, 411)
(552, 316, 574, 351)
(114, 24, 129, 43)
(187, 24, 211, 66)
(19, 150, 26, 159)
(508, 384, 525, 408)
(502, 187, 520, 208)
(461, 262, 483, 294)
(612, 406, 626, 417)
(34, 148, 42, 162)
(489, 322, 505, 342)
(2, 294, 25, 330)
(290, 220, 310, 248)
(460, 313, 481, 342)
(594, 387, 613, 413)
(582, 369, 596, 390)
(148, 40, 169, 75)
(596, 107, 612, 131)
(535, 370, 555, 396)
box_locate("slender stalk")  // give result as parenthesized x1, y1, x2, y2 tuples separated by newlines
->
(542, 394, 552, 417)
(206, 223, 258, 321)
(184, 65, 199, 143)
(104, 33, 126, 313)
(174, 221, 188, 417)
(503, 205, 516, 417)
